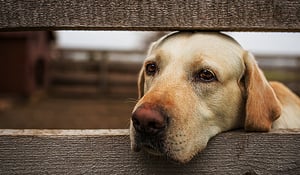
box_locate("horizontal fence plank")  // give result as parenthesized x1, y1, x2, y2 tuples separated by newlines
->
(1, 0, 300, 31)
(0, 129, 299, 174)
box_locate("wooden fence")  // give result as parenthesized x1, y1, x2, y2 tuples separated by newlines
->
(256, 54, 300, 96)
(0, 0, 300, 174)
(49, 49, 144, 98)
(1, 0, 300, 31)
(0, 129, 299, 174)
(49, 50, 300, 97)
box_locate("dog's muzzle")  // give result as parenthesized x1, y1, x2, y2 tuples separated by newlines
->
(131, 103, 169, 154)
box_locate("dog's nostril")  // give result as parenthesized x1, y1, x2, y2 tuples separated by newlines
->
(132, 107, 167, 135)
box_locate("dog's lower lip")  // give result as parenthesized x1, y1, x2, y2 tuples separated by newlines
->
(143, 145, 164, 156)
(133, 142, 163, 155)
(144, 145, 155, 150)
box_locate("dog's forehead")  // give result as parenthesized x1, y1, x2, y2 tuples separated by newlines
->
(149, 32, 244, 64)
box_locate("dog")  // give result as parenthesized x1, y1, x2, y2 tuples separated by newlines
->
(130, 31, 300, 163)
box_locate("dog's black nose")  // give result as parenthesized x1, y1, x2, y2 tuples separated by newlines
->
(132, 104, 167, 135)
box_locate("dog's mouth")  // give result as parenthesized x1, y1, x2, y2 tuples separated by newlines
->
(142, 144, 164, 156)
(132, 133, 166, 156)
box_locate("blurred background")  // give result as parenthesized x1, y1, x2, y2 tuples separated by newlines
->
(0, 31, 299, 129)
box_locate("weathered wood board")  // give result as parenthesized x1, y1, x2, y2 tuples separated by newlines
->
(0, 129, 299, 174)
(0, 0, 300, 31)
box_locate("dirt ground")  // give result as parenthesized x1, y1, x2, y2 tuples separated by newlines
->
(0, 96, 136, 129)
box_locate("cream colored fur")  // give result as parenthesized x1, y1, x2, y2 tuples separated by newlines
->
(130, 32, 300, 163)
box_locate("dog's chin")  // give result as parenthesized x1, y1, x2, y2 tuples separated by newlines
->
(143, 146, 196, 164)
(132, 141, 165, 156)
(131, 137, 169, 161)
(132, 141, 192, 164)
(142, 145, 164, 156)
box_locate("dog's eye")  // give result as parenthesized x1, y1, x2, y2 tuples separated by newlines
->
(145, 62, 158, 76)
(194, 69, 216, 82)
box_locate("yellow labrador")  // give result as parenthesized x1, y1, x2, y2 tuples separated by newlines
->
(130, 32, 300, 163)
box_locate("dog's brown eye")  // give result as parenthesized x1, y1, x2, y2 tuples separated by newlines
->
(145, 62, 158, 76)
(194, 69, 216, 82)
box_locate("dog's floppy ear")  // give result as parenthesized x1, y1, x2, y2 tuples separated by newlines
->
(243, 51, 281, 131)
(137, 67, 145, 99)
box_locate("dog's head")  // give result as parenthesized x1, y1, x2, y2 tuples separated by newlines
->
(130, 32, 281, 163)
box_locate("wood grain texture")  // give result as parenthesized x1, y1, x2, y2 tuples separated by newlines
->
(0, 129, 299, 174)
(0, 0, 300, 31)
